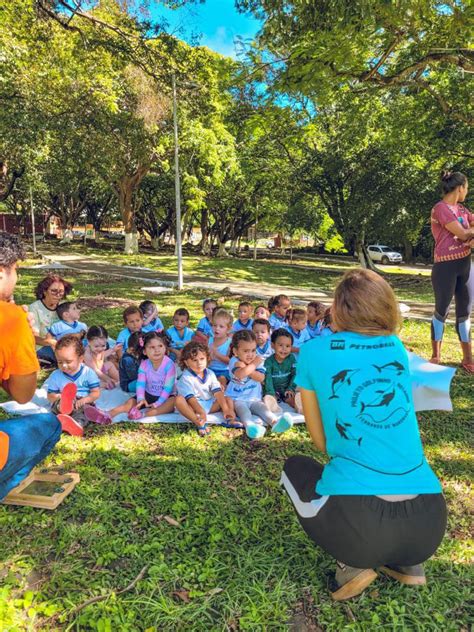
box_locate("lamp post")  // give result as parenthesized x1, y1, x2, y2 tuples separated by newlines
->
(172, 73, 200, 290)
(172, 71, 184, 290)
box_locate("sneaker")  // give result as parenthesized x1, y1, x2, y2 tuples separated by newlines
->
(57, 414, 84, 437)
(263, 394, 282, 414)
(272, 412, 294, 434)
(245, 422, 266, 440)
(330, 563, 377, 601)
(84, 405, 112, 426)
(59, 382, 77, 415)
(379, 564, 426, 585)
(128, 406, 144, 421)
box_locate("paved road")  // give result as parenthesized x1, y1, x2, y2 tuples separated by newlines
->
(33, 253, 439, 322)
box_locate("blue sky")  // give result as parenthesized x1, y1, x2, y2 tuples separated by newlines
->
(151, 0, 261, 58)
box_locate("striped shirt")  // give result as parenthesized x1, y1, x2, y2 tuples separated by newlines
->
(136, 356, 176, 406)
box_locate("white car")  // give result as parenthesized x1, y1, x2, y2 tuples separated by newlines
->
(367, 245, 403, 264)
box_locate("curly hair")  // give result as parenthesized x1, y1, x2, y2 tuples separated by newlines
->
(229, 329, 256, 357)
(179, 340, 210, 370)
(35, 274, 73, 300)
(0, 232, 25, 268)
(55, 334, 84, 357)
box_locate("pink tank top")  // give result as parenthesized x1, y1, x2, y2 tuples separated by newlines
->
(431, 201, 473, 263)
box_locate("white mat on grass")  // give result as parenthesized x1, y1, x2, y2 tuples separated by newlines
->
(0, 353, 455, 420)
(0, 387, 305, 425)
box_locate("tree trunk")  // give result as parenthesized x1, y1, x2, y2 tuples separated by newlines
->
(151, 236, 160, 251)
(229, 238, 238, 255)
(116, 165, 149, 254)
(403, 238, 413, 263)
(355, 232, 378, 271)
(216, 238, 228, 257)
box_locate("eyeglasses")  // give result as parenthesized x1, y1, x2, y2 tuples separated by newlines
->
(48, 288, 64, 295)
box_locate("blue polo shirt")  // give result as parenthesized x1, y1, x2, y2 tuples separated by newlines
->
(295, 332, 441, 496)
(166, 326, 194, 350)
(196, 316, 213, 338)
(48, 319, 87, 340)
(47, 364, 100, 398)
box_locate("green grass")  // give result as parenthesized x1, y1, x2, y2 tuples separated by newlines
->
(41, 241, 436, 303)
(0, 268, 472, 630)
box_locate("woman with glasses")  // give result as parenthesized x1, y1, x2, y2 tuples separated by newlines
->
(28, 275, 73, 366)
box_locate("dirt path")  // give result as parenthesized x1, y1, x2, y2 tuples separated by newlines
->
(34, 253, 440, 322)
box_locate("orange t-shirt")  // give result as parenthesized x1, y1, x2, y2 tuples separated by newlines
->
(0, 301, 39, 471)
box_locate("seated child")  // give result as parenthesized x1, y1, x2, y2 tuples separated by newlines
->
(268, 294, 291, 331)
(208, 308, 233, 386)
(140, 300, 164, 333)
(254, 304, 270, 320)
(166, 308, 194, 361)
(47, 335, 101, 437)
(263, 328, 298, 412)
(225, 330, 293, 440)
(119, 331, 141, 394)
(306, 301, 327, 339)
(320, 307, 335, 337)
(175, 341, 235, 436)
(89, 331, 177, 424)
(116, 306, 144, 356)
(232, 301, 254, 332)
(49, 301, 87, 341)
(253, 318, 273, 360)
(196, 298, 217, 341)
(286, 308, 310, 353)
(84, 325, 120, 389)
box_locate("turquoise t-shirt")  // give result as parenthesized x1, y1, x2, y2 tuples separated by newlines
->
(295, 332, 441, 496)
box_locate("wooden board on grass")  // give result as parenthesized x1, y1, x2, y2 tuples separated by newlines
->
(2, 470, 80, 510)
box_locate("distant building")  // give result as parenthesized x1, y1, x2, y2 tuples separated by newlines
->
(0, 213, 45, 235)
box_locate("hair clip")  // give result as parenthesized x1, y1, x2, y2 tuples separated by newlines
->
(139, 336, 144, 347)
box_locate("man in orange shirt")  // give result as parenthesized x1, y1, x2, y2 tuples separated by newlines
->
(0, 232, 61, 500)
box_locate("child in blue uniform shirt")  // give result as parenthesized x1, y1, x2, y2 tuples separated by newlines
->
(306, 301, 326, 339)
(47, 335, 101, 436)
(232, 301, 254, 332)
(196, 298, 217, 340)
(166, 308, 194, 361)
(49, 301, 87, 341)
(253, 318, 273, 360)
(208, 308, 232, 386)
(116, 306, 144, 356)
(286, 308, 310, 353)
(268, 294, 291, 331)
(140, 300, 164, 333)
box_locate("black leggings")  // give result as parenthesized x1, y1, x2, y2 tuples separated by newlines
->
(282, 455, 447, 569)
(431, 255, 472, 342)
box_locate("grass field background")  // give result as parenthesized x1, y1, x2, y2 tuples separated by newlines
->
(0, 261, 471, 631)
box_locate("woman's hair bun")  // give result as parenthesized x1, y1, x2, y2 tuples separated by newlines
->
(441, 170, 452, 181)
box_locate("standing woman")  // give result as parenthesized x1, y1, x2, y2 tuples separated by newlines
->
(28, 275, 73, 366)
(430, 171, 473, 372)
(281, 269, 446, 601)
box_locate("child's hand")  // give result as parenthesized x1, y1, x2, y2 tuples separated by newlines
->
(253, 356, 264, 367)
(136, 400, 148, 409)
(74, 398, 86, 410)
(105, 380, 116, 390)
(223, 406, 234, 421)
(209, 346, 217, 359)
(284, 390, 294, 399)
(195, 408, 207, 424)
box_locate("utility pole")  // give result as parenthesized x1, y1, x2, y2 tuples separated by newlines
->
(29, 187, 36, 256)
(172, 72, 184, 290)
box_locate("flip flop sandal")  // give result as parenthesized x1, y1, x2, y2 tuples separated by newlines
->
(330, 569, 378, 601)
(196, 423, 210, 437)
(59, 382, 78, 415)
(220, 420, 244, 429)
(461, 361, 474, 374)
(84, 405, 113, 425)
(57, 414, 84, 437)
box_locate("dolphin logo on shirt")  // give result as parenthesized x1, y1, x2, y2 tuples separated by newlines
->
(360, 389, 396, 414)
(329, 369, 359, 399)
(372, 361, 404, 375)
(335, 418, 362, 446)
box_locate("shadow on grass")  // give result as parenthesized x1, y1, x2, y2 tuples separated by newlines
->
(0, 423, 471, 630)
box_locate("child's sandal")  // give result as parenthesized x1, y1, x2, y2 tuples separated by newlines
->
(196, 423, 210, 437)
(59, 382, 78, 415)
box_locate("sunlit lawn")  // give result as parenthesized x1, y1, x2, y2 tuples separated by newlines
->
(0, 267, 471, 630)
(41, 241, 436, 303)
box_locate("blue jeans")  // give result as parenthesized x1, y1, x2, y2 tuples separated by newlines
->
(37, 345, 57, 365)
(0, 414, 61, 500)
